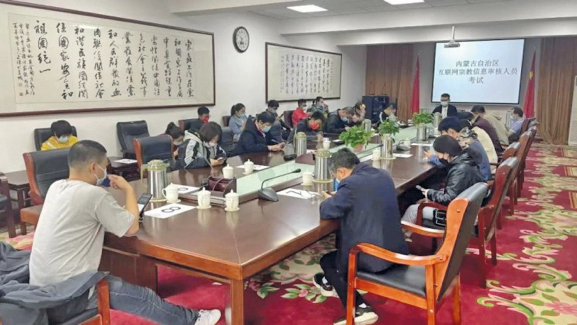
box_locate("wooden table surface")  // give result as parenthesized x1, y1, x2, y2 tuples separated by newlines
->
(20, 139, 434, 325)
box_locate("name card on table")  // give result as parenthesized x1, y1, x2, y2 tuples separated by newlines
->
(144, 203, 195, 219)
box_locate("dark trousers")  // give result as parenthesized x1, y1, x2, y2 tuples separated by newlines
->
(320, 251, 367, 309)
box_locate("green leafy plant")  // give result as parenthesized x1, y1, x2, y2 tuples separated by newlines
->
(339, 125, 374, 149)
(378, 120, 400, 136)
(413, 112, 433, 126)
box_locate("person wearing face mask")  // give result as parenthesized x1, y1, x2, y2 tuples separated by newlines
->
(29, 140, 221, 325)
(311, 96, 329, 114)
(291, 99, 309, 127)
(353, 102, 366, 120)
(325, 106, 354, 134)
(41, 120, 78, 151)
(313, 149, 407, 325)
(432, 93, 458, 118)
(188, 106, 211, 133)
(287, 111, 325, 143)
(229, 103, 247, 142)
(267, 99, 291, 141)
(401, 135, 483, 224)
(372, 104, 397, 127)
(165, 122, 185, 157)
(233, 111, 284, 155)
(507, 106, 525, 142)
(176, 122, 227, 169)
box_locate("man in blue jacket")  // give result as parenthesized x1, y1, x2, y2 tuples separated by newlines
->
(314, 149, 408, 325)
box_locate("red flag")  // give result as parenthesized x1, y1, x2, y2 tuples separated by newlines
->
(523, 51, 536, 118)
(411, 56, 420, 114)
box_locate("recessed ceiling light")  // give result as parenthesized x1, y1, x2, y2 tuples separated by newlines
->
(287, 5, 328, 13)
(384, 0, 424, 5)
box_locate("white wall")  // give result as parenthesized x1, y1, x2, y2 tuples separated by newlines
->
(0, 0, 366, 172)
(415, 38, 541, 119)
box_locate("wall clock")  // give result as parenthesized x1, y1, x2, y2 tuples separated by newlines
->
(233, 26, 249, 53)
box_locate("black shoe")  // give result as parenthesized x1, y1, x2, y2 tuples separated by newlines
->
(313, 273, 337, 297)
(333, 305, 378, 325)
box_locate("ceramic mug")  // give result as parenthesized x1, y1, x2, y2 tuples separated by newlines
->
(223, 164, 234, 179)
(244, 160, 254, 174)
(225, 190, 239, 211)
(302, 171, 314, 186)
(372, 148, 381, 161)
(162, 184, 179, 203)
(197, 188, 211, 208)
(323, 140, 331, 150)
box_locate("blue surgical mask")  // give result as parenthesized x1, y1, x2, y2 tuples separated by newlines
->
(333, 178, 340, 192)
(341, 117, 349, 122)
(240, 114, 247, 119)
(94, 164, 107, 186)
(441, 101, 449, 107)
(262, 125, 271, 133)
(57, 136, 69, 144)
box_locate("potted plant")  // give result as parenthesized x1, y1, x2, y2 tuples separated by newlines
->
(378, 120, 399, 159)
(339, 125, 374, 153)
(413, 112, 433, 142)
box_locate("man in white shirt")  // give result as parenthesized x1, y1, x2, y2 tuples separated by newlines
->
(29, 140, 220, 325)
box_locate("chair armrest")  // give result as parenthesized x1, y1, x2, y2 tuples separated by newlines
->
(0, 173, 9, 197)
(96, 279, 111, 323)
(349, 242, 447, 266)
(415, 201, 447, 225)
(401, 221, 445, 238)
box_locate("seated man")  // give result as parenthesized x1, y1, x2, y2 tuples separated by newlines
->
(432, 93, 458, 118)
(287, 111, 325, 143)
(188, 106, 211, 132)
(353, 102, 366, 120)
(291, 99, 309, 127)
(29, 140, 220, 325)
(311, 96, 329, 114)
(41, 120, 78, 151)
(507, 106, 526, 142)
(427, 117, 492, 181)
(372, 104, 396, 127)
(267, 99, 291, 140)
(471, 105, 509, 146)
(234, 111, 284, 155)
(470, 108, 503, 154)
(314, 149, 408, 325)
(324, 106, 354, 135)
(403, 135, 483, 225)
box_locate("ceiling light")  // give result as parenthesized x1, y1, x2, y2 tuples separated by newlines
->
(287, 5, 328, 13)
(384, 0, 424, 5)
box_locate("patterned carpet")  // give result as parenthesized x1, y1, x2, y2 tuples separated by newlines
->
(3, 145, 577, 324)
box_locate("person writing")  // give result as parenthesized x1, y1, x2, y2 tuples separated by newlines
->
(292, 99, 309, 127)
(432, 93, 458, 118)
(29, 140, 221, 325)
(234, 111, 284, 155)
(229, 103, 247, 142)
(165, 122, 185, 157)
(402, 135, 483, 225)
(287, 111, 325, 143)
(314, 149, 408, 325)
(176, 122, 227, 169)
(325, 106, 354, 134)
(41, 120, 78, 151)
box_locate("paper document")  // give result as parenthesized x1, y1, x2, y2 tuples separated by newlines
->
(144, 203, 195, 219)
(175, 185, 200, 194)
(411, 143, 433, 147)
(278, 189, 319, 200)
(393, 153, 413, 158)
(114, 159, 137, 164)
(236, 165, 269, 171)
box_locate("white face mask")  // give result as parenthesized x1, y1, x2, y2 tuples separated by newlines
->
(206, 142, 218, 148)
(57, 136, 70, 143)
(93, 164, 107, 186)
(173, 140, 183, 146)
(441, 101, 449, 107)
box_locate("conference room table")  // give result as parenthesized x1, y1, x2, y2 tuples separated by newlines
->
(20, 127, 436, 325)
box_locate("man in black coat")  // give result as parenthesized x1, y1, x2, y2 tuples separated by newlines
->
(314, 149, 408, 325)
(233, 111, 283, 155)
(402, 135, 483, 226)
(432, 93, 458, 118)
(325, 106, 354, 135)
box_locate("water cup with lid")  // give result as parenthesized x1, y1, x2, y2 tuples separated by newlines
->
(197, 187, 211, 209)
(225, 189, 240, 212)
(162, 183, 180, 203)
(223, 164, 234, 179)
(244, 159, 254, 174)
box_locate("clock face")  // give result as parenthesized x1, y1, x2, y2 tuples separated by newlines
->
(234, 27, 249, 53)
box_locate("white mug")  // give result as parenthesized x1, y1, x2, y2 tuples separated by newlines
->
(223, 164, 234, 179)
(244, 159, 254, 174)
(162, 183, 179, 203)
(197, 188, 211, 208)
(225, 190, 239, 211)
(302, 171, 314, 186)
(372, 148, 381, 161)
(323, 140, 331, 150)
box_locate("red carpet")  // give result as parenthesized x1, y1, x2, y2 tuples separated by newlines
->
(3, 145, 577, 324)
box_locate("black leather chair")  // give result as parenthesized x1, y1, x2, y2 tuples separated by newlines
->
(220, 127, 235, 153)
(116, 121, 149, 159)
(134, 135, 174, 169)
(284, 110, 295, 128)
(178, 118, 203, 132)
(222, 115, 231, 127)
(0, 173, 16, 238)
(34, 127, 78, 151)
(23, 149, 70, 205)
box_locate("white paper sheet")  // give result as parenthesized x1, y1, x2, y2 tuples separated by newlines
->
(411, 143, 433, 147)
(236, 165, 269, 171)
(174, 185, 200, 195)
(143, 203, 195, 219)
(277, 188, 318, 200)
(393, 153, 413, 158)
(113, 159, 137, 164)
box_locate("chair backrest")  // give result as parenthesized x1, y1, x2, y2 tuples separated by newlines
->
(521, 117, 536, 134)
(482, 157, 518, 235)
(220, 127, 235, 153)
(284, 110, 295, 128)
(178, 118, 196, 131)
(23, 149, 70, 205)
(116, 121, 149, 158)
(436, 182, 488, 299)
(133, 135, 173, 169)
(516, 130, 533, 172)
(502, 142, 520, 161)
(0, 173, 12, 212)
(222, 115, 231, 127)
(34, 126, 78, 151)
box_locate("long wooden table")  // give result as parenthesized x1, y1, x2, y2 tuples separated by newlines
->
(20, 140, 434, 324)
